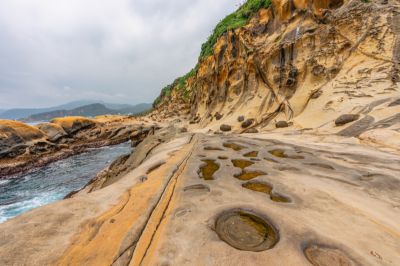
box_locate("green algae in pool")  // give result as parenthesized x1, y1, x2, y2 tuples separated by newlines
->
(268, 149, 288, 158)
(223, 143, 245, 151)
(215, 209, 279, 251)
(242, 181, 291, 203)
(243, 151, 259, 158)
(231, 159, 254, 170)
(199, 160, 220, 180)
(242, 181, 273, 194)
(235, 171, 267, 181)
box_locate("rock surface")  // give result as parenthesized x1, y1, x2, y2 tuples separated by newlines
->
(0, 129, 399, 265)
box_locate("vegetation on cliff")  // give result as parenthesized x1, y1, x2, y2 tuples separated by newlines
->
(153, 0, 272, 108)
(199, 0, 272, 59)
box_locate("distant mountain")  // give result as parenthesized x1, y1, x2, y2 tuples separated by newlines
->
(117, 103, 152, 114)
(0, 101, 151, 120)
(0, 100, 98, 120)
(21, 103, 152, 122)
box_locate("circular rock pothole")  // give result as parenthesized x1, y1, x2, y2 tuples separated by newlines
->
(304, 245, 355, 266)
(215, 209, 279, 252)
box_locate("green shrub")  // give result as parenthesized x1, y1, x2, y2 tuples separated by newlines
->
(199, 0, 272, 60)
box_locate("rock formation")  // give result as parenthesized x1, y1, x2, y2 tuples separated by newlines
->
(0, 116, 156, 177)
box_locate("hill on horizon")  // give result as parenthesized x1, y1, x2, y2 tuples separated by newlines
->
(0, 101, 151, 120)
(21, 103, 152, 122)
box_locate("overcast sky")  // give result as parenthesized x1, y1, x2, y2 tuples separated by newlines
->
(0, 0, 242, 109)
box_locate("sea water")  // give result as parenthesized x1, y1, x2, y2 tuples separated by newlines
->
(0, 142, 131, 223)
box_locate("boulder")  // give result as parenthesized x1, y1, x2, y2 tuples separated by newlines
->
(335, 114, 360, 126)
(220, 124, 232, 132)
(241, 119, 254, 129)
(275, 121, 289, 128)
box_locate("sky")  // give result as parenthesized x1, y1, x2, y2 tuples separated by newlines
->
(0, 0, 243, 109)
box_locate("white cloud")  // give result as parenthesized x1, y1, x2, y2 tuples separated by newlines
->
(0, 0, 241, 108)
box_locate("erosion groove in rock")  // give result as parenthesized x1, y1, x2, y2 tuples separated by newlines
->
(129, 139, 196, 266)
(183, 184, 211, 193)
(215, 209, 279, 252)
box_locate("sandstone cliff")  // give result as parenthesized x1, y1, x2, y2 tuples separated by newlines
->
(153, 0, 399, 139)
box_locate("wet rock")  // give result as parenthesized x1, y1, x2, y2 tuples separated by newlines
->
(241, 119, 254, 129)
(220, 124, 232, 132)
(335, 114, 360, 126)
(275, 121, 289, 128)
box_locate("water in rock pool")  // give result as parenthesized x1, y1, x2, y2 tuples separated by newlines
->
(0, 142, 132, 223)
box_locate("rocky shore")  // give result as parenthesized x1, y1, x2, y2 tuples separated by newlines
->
(0, 0, 399, 265)
(0, 116, 157, 178)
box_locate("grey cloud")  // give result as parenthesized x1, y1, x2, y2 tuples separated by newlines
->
(0, 0, 241, 109)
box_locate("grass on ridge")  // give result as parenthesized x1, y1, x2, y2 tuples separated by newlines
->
(199, 0, 272, 60)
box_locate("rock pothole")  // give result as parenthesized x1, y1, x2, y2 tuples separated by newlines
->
(231, 159, 254, 169)
(223, 142, 245, 151)
(235, 171, 267, 181)
(268, 149, 288, 158)
(242, 181, 291, 203)
(215, 209, 279, 252)
(304, 245, 356, 266)
(199, 160, 220, 180)
(243, 151, 259, 158)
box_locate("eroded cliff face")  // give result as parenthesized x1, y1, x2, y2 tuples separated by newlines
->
(153, 0, 399, 133)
